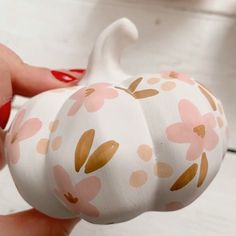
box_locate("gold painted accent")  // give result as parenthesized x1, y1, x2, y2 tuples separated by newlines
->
(85, 88, 95, 97)
(85, 141, 119, 174)
(51, 136, 62, 151)
(36, 138, 49, 155)
(64, 192, 78, 204)
(147, 78, 161, 84)
(193, 125, 205, 138)
(11, 133, 18, 144)
(197, 152, 208, 187)
(137, 144, 152, 161)
(169, 71, 179, 78)
(133, 89, 159, 99)
(196, 81, 212, 93)
(170, 163, 198, 191)
(129, 170, 148, 187)
(217, 116, 224, 128)
(115, 78, 159, 99)
(128, 77, 143, 92)
(198, 86, 217, 111)
(114, 86, 133, 96)
(74, 129, 95, 172)
(49, 120, 59, 133)
(161, 81, 176, 91)
(154, 162, 173, 178)
(218, 103, 224, 115)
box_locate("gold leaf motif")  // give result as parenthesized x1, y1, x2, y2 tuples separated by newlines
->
(85, 88, 95, 97)
(115, 78, 159, 99)
(170, 163, 198, 191)
(169, 71, 179, 79)
(196, 81, 212, 93)
(114, 86, 133, 96)
(64, 192, 78, 204)
(128, 77, 143, 92)
(11, 133, 18, 144)
(74, 129, 95, 172)
(193, 125, 205, 138)
(197, 152, 208, 187)
(133, 89, 159, 99)
(198, 86, 217, 111)
(85, 140, 119, 174)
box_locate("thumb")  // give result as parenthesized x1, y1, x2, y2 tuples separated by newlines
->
(0, 209, 80, 236)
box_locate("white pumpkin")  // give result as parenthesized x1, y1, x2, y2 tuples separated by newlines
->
(5, 18, 228, 224)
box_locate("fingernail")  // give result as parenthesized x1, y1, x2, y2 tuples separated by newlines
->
(51, 70, 78, 83)
(69, 69, 86, 74)
(0, 100, 11, 129)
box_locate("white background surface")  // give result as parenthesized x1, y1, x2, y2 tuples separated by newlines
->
(0, 0, 236, 235)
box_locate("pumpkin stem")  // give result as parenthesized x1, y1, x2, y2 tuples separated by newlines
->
(81, 18, 138, 85)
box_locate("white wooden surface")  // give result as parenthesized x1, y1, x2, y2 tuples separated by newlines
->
(0, 0, 236, 235)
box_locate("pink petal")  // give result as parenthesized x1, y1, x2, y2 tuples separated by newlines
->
(84, 97, 104, 112)
(161, 71, 194, 85)
(11, 109, 26, 133)
(53, 165, 74, 194)
(77, 201, 100, 217)
(179, 99, 202, 125)
(102, 88, 118, 99)
(186, 137, 204, 160)
(67, 99, 84, 116)
(54, 189, 80, 214)
(54, 188, 68, 205)
(166, 123, 193, 143)
(9, 142, 20, 164)
(91, 89, 118, 101)
(204, 127, 219, 151)
(70, 87, 86, 99)
(75, 176, 101, 201)
(161, 71, 174, 79)
(17, 118, 42, 141)
(202, 113, 216, 129)
(178, 73, 195, 85)
(90, 82, 110, 90)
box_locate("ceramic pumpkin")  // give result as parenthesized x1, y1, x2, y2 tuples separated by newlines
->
(5, 18, 228, 224)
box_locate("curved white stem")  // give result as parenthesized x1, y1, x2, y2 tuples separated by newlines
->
(81, 18, 138, 85)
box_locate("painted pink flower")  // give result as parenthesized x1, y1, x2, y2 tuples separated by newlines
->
(166, 99, 218, 161)
(161, 71, 195, 85)
(53, 165, 101, 217)
(68, 83, 118, 115)
(6, 109, 42, 164)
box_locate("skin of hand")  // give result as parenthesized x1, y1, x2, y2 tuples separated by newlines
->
(0, 43, 85, 236)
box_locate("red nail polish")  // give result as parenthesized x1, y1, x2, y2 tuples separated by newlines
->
(0, 100, 11, 129)
(51, 70, 78, 83)
(69, 69, 86, 74)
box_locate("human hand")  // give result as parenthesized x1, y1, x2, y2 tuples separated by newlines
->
(0, 43, 84, 235)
